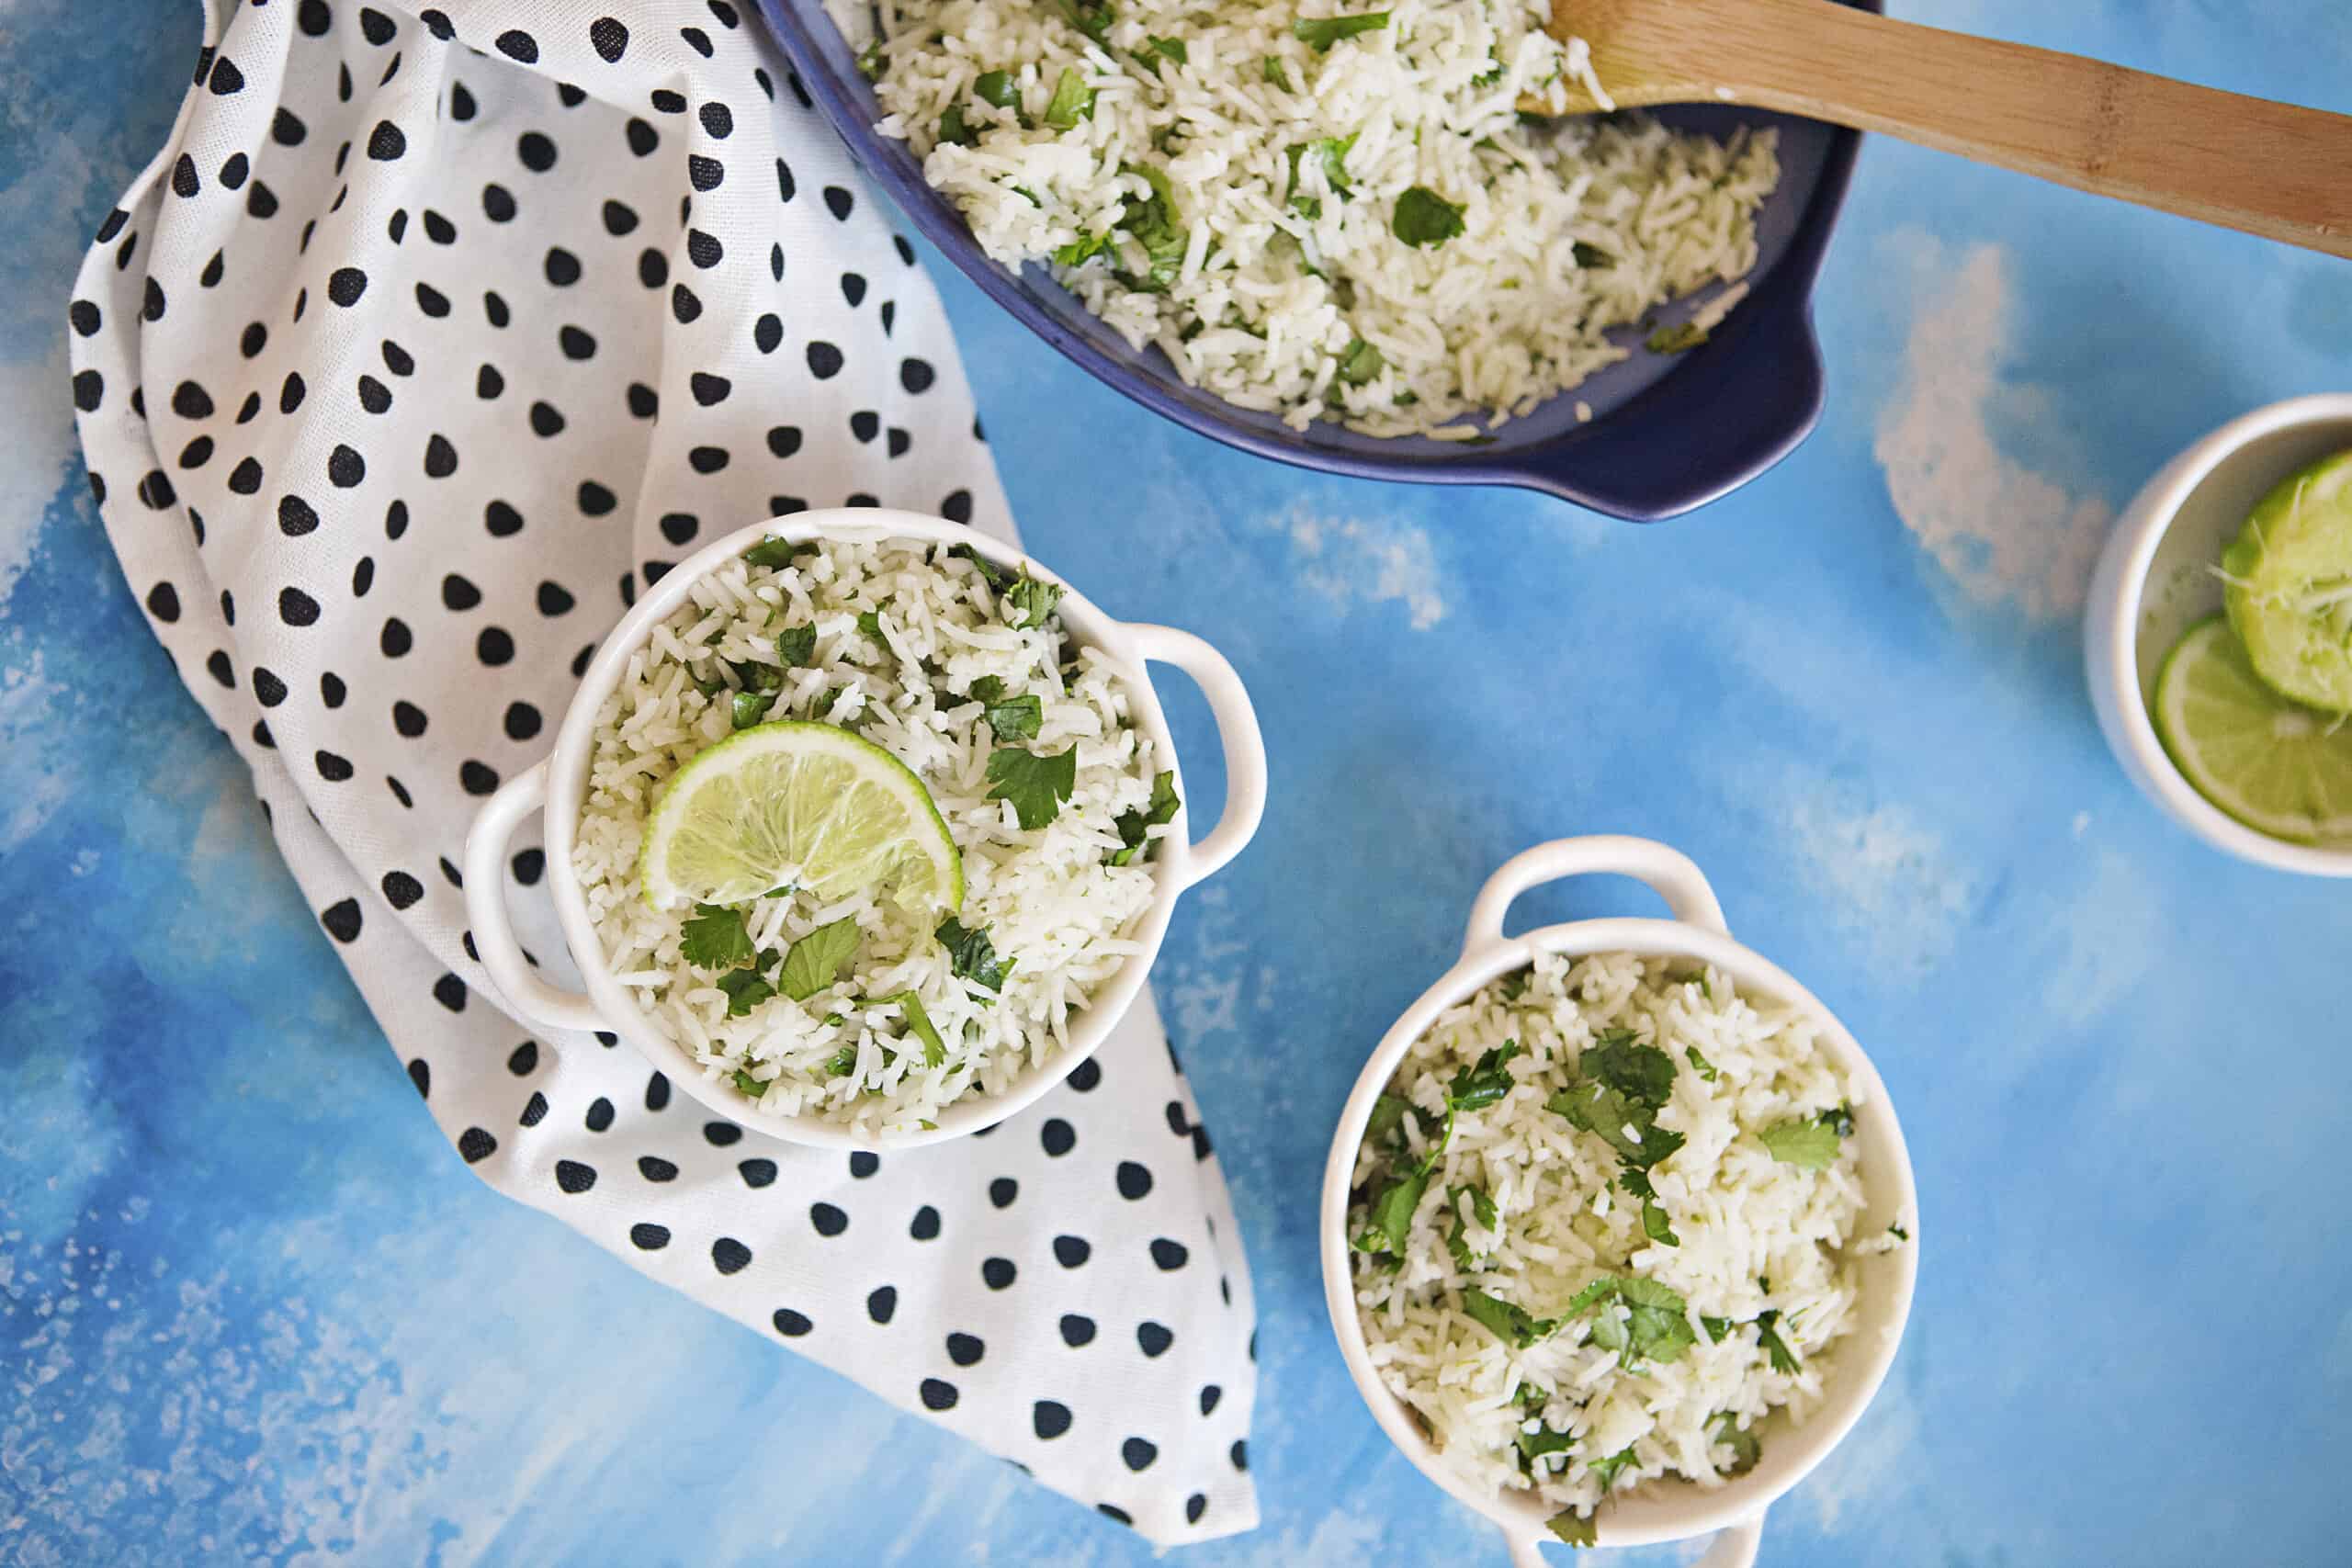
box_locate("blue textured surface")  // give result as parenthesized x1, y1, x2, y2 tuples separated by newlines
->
(5, 4, 2351, 1565)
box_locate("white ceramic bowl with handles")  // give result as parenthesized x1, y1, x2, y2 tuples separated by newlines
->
(1319, 837, 1919, 1568)
(462, 509, 1267, 1149)
(2083, 392, 2352, 875)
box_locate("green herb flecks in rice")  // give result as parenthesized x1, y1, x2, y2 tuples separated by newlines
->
(573, 537, 1173, 1137)
(1348, 953, 1887, 1523)
(842, 0, 1777, 436)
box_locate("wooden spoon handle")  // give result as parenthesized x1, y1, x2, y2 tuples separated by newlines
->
(1584, 0, 2352, 258)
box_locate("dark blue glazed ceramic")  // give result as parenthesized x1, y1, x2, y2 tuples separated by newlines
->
(752, 0, 1880, 519)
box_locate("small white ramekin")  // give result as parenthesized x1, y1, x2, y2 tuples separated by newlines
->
(2084, 393, 2352, 876)
(461, 509, 1267, 1148)
(1319, 837, 1919, 1568)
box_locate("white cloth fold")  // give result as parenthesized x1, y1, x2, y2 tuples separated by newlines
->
(65, 0, 1258, 1542)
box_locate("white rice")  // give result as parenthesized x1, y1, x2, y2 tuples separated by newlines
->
(572, 537, 1167, 1137)
(838, 0, 1778, 434)
(1349, 952, 1903, 1535)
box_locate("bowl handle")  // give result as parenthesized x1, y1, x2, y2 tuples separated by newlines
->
(1462, 835, 1730, 962)
(461, 759, 607, 1033)
(1124, 624, 1268, 890)
(1507, 1509, 1765, 1568)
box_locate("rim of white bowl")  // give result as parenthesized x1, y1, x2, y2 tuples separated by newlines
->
(1318, 917, 1920, 1553)
(2087, 392, 2352, 877)
(536, 510, 1222, 1148)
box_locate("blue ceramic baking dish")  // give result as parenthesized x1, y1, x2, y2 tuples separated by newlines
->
(752, 0, 1878, 519)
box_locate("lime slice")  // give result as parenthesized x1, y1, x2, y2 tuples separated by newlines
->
(2222, 447, 2352, 713)
(637, 721, 964, 914)
(2154, 616, 2352, 844)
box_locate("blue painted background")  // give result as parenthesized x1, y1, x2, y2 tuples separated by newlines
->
(5, 2, 2349, 1563)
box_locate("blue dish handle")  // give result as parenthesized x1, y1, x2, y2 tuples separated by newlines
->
(1497, 297, 1828, 521)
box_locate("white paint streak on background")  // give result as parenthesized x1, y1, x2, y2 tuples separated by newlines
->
(1779, 766, 1984, 981)
(1274, 507, 1451, 629)
(1872, 233, 2112, 620)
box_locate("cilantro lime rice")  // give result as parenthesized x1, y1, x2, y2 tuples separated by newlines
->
(1349, 953, 1898, 1540)
(572, 536, 1176, 1137)
(840, 0, 1778, 435)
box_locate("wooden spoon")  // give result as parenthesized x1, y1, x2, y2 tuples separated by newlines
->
(1534, 0, 2352, 259)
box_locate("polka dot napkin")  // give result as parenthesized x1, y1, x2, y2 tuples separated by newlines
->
(65, 0, 1258, 1543)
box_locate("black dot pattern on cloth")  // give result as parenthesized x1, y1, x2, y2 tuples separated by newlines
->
(62, 0, 1250, 1545)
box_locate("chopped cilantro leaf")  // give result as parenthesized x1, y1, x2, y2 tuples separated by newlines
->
(680, 904, 755, 970)
(776, 917, 860, 1001)
(1498, 968, 1531, 1001)
(1263, 54, 1291, 88)
(1284, 133, 1356, 219)
(1515, 1423, 1573, 1470)
(978, 692, 1041, 740)
(1755, 1308, 1800, 1374)
(938, 102, 978, 147)
(1043, 67, 1094, 130)
(741, 535, 807, 570)
(880, 989, 947, 1066)
(1445, 1183, 1498, 1268)
(1684, 1045, 1718, 1083)
(1712, 1412, 1761, 1475)
(1758, 1111, 1846, 1169)
(1638, 1193, 1679, 1247)
(824, 1044, 858, 1077)
(1003, 571, 1065, 628)
(975, 69, 1020, 107)
(1446, 1039, 1521, 1110)
(855, 39, 885, 79)
(1462, 1289, 1556, 1348)
(1144, 35, 1187, 67)
(1291, 11, 1388, 51)
(1335, 336, 1384, 386)
(1052, 230, 1114, 267)
(1110, 770, 1181, 864)
(1546, 1509, 1597, 1548)
(731, 688, 775, 729)
(1355, 1168, 1427, 1258)
(986, 745, 1078, 829)
(776, 624, 817, 667)
(937, 916, 1013, 992)
(1580, 1030, 1675, 1105)
(856, 601, 891, 645)
(949, 543, 1018, 593)
(1391, 185, 1464, 247)
(1702, 1315, 1734, 1343)
(1364, 1092, 1410, 1145)
(1646, 320, 1708, 354)
(716, 969, 776, 1018)
(1111, 163, 1187, 293)
(1516, 1381, 1551, 1410)
(733, 1067, 771, 1096)
(1056, 0, 1114, 44)
(1563, 1275, 1695, 1366)
(1888, 1222, 1910, 1242)
(1572, 240, 1613, 268)
(1588, 1446, 1641, 1492)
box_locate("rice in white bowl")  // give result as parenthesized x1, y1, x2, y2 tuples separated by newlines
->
(838, 0, 1778, 435)
(572, 536, 1173, 1138)
(1348, 953, 1905, 1541)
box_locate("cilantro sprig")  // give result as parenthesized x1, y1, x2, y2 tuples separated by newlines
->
(776, 917, 860, 1000)
(680, 904, 755, 970)
(986, 745, 1078, 829)
(1759, 1102, 1853, 1169)
(937, 915, 1012, 992)
(1547, 1028, 1687, 1246)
